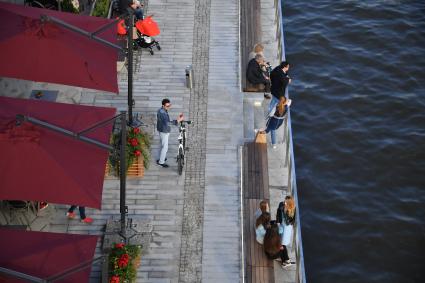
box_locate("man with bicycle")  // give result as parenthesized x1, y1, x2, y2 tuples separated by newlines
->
(156, 98, 184, 168)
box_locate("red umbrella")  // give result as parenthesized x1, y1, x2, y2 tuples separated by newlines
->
(0, 228, 98, 283)
(0, 2, 119, 93)
(135, 16, 160, 36)
(0, 96, 116, 209)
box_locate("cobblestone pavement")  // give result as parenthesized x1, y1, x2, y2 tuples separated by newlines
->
(178, 0, 211, 282)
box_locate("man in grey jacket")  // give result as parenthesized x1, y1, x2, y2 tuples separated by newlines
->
(157, 98, 184, 168)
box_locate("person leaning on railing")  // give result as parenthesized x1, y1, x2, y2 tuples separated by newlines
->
(269, 61, 292, 112)
(259, 96, 292, 149)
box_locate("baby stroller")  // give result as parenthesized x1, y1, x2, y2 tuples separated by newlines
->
(134, 16, 161, 55)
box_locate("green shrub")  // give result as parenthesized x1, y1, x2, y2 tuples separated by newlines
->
(92, 0, 111, 18)
(61, 0, 79, 14)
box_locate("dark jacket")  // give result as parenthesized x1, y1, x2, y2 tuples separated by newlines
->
(276, 201, 295, 225)
(246, 58, 267, 84)
(157, 107, 177, 133)
(270, 66, 290, 99)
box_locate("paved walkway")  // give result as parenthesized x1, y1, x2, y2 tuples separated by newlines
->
(0, 0, 296, 282)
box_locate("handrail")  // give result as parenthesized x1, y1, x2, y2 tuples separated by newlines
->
(274, 0, 307, 282)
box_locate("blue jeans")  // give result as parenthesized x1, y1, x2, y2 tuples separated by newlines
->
(265, 117, 284, 145)
(268, 96, 279, 113)
(134, 8, 144, 20)
(158, 132, 169, 164)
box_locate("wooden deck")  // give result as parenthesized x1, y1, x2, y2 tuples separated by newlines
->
(242, 135, 275, 283)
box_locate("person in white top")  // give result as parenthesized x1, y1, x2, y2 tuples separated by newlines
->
(255, 212, 271, 244)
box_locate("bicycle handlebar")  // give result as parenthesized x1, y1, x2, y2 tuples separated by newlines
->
(179, 120, 192, 125)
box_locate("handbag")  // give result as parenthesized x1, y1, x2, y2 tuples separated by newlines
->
(282, 223, 293, 246)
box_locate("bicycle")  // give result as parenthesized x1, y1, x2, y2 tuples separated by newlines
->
(176, 120, 192, 175)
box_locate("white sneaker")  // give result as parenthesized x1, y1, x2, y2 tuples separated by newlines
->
(272, 144, 277, 149)
(281, 262, 293, 268)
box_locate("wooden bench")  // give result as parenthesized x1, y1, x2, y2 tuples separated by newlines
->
(242, 133, 274, 282)
(240, 0, 262, 92)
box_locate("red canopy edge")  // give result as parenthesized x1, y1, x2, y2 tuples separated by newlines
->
(0, 228, 98, 283)
(0, 96, 116, 209)
(0, 2, 119, 93)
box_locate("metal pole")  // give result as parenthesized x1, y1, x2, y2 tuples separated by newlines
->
(40, 15, 123, 51)
(127, 9, 134, 125)
(0, 267, 45, 283)
(92, 17, 123, 36)
(78, 114, 123, 136)
(46, 256, 105, 282)
(119, 111, 127, 237)
(16, 115, 113, 151)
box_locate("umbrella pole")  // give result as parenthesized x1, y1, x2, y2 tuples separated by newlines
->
(119, 111, 127, 237)
(127, 10, 134, 125)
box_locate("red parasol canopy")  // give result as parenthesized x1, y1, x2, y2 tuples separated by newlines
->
(135, 16, 160, 36)
(0, 228, 98, 283)
(0, 2, 119, 93)
(0, 96, 116, 209)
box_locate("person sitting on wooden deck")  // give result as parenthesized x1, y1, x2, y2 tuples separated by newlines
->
(249, 43, 265, 60)
(254, 199, 270, 221)
(130, 0, 144, 20)
(246, 54, 271, 97)
(255, 212, 271, 244)
(264, 223, 293, 269)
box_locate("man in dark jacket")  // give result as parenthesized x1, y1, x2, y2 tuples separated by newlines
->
(246, 54, 271, 96)
(269, 61, 291, 111)
(157, 98, 183, 168)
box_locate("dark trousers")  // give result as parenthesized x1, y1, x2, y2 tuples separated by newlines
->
(68, 206, 86, 219)
(265, 245, 289, 262)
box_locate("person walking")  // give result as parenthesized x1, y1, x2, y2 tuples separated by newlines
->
(157, 98, 184, 168)
(269, 61, 292, 112)
(66, 206, 93, 223)
(260, 96, 292, 148)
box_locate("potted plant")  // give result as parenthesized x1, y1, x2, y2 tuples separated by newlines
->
(107, 127, 151, 177)
(108, 243, 142, 283)
(92, 0, 111, 18)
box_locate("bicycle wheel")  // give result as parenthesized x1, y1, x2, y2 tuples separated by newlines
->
(177, 148, 184, 175)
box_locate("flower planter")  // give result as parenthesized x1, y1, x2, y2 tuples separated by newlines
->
(105, 155, 144, 178)
(104, 243, 142, 283)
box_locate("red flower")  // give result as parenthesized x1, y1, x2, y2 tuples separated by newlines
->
(118, 254, 130, 268)
(132, 127, 140, 134)
(109, 275, 120, 283)
(134, 150, 141, 156)
(114, 243, 125, 249)
(130, 138, 138, 146)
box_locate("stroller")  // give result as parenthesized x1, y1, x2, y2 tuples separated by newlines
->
(134, 16, 161, 55)
(116, 16, 161, 55)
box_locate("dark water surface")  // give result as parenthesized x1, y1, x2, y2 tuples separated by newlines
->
(283, 1, 425, 282)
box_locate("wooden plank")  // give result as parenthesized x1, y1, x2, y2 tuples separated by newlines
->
(246, 265, 252, 283)
(243, 145, 248, 199)
(244, 199, 252, 266)
(248, 143, 255, 198)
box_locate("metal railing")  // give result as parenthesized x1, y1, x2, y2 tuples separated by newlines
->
(274, 0, 307, 282)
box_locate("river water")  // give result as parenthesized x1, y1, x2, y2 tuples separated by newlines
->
(283, 0, 425, 282)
